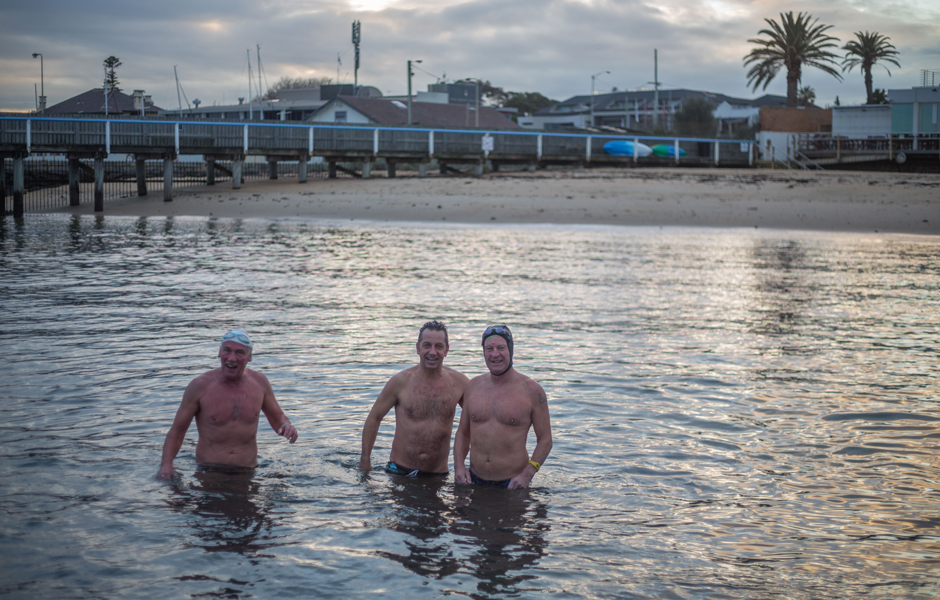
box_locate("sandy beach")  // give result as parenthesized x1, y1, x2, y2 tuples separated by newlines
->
(52, 168, 939, 235)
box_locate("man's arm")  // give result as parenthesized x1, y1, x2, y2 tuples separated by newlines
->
(508, 382, 553, 489)
(157, 380, 201, 480)
(359, 375, 402, 470)
(453, 405, 472, 484)
(258, 372, 298, 443)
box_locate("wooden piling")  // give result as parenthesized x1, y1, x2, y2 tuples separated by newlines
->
(232, 159, 243, 189)
(93, 155, 104, 212)
(163, 156, 173, 202)
(13, 154, 25, 217)
(328, 161, 337, 179)
(387, 161, 396, 178)
(206, 157, 215, 186)
(136, 158, 148, 196)
(362, 160, 372, 180)
(298, 159, 308, 183)
(268, 159, 278, 180)
(69, 158, 81, 205)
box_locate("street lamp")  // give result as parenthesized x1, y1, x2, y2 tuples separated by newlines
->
(407, 59, 422, 125)
(32, 53, 44, 114)
(590, 70, 609, 128)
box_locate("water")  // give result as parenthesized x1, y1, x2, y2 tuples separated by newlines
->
(1, 214, 938, 599)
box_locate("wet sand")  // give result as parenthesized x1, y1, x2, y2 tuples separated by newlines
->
(52, 168, 940, 235)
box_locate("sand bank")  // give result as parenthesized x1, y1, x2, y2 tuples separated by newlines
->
(51, 168, 939, 235)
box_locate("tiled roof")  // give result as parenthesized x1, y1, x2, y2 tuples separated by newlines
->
(325, 96, 521, 130)
(45, 89, 160, 114)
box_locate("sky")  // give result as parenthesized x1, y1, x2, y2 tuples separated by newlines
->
(1, 0, 938, 113)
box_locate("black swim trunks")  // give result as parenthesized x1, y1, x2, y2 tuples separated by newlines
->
(385, 461, 448, 478)
(469, 468, 512, 488)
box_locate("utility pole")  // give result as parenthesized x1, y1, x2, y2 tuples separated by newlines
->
(407, 59, 421, 125)
(247, 50, 253, 121)
(32, 53, 44, 115)
(590, 70, 609, 128)
(475, 80, 480, 127)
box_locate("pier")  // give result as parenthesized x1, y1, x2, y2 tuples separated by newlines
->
(1, 116, 757, 215)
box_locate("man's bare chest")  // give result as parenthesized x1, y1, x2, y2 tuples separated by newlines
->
(399, 383, 459, 422)
(199, 391, 263, 426)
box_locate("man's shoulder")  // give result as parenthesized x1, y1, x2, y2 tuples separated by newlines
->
(442, 365, 470, 386)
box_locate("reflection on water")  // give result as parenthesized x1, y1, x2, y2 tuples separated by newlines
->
(1, 214, 939, 599)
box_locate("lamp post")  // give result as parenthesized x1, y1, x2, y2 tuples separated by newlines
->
(589, 70, 609, 128)
(32, 53, 44, 114)
(407, 59, 422, 125)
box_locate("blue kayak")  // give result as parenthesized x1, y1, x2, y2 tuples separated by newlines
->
(603, 140, 653, 157)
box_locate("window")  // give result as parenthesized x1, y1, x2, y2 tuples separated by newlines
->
(335, 110, 347, 123)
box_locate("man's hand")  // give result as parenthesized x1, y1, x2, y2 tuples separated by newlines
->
(358, 457, 372, 471)
(507, 464, 538, 489)
(156, 464, 176, 481)
(454, 464, 471, 485)
(278, 423, 298, 443)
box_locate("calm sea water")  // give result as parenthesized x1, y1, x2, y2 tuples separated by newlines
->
(1, 214, 938, 599)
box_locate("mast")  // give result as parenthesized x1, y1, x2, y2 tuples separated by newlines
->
(174, 65, 183, 118)
(257, 44, 263, 121)
(247, 49, 253, 121)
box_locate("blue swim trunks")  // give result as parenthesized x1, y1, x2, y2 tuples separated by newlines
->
(469, 468, 512, 488)
(385, 461, 448, 478)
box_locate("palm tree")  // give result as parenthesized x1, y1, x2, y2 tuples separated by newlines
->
(744, 12, 842, 108)
(843, 31, 901, 105)
(798, 86, 816, 107)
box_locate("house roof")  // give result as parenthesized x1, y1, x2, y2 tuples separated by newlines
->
(313, 96, 521, 130)
(536, 89, 787, 115)
(45, 89, 160, 115)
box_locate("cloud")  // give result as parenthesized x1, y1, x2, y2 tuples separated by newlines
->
(1, 0, 937, 112)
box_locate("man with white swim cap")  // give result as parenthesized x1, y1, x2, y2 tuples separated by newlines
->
(157, 329, 298, 479)
(454, 325, 552, 489)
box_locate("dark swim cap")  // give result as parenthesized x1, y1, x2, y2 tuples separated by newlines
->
(482, 324, 513, 359)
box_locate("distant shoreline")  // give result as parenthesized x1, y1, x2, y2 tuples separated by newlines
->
(47, 167, 940, 235)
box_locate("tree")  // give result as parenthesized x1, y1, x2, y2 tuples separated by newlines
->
(103, 56, 122, 92)
(743, 12, 842, 108)
(842, 31, 900, 105)
(674, 96, 717, 137)
(798, 86, 816, 107)
(454, 79, 508, 105)
(263, 76, 334, 100)
(870, 88, 888, 104)
(502, 92, 556, 117)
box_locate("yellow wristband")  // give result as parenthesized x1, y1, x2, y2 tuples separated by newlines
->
(528, 460, 541, 471)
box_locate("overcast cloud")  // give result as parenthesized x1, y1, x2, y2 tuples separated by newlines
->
(1, 0, 937, 112)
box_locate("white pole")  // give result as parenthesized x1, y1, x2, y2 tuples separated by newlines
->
(247, 50, 253, 121)
(257, 44, 263, 121)
(174, 65, 183, 118)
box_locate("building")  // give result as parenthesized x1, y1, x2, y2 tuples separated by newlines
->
(308, 96, 521, 129)
(157, 85, 383, 121)
(44, 89, 160, 116)
(519, 89, 787, 132)
(889, 86, 940, 135)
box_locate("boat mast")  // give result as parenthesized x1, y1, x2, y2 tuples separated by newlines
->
(257, 44, 263, 121)
(247, 49, 253, 121)
(174, 65, 183, 118)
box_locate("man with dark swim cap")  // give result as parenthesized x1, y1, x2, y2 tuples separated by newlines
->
(454, 325, 553, 489)
(157, 329, 298, 480)
(360, 321, 469, 477)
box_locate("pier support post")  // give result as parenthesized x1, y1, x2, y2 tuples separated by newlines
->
(232, 159, 243, 190)
(268, 159, 278, 180)
(418, 163, 428, 178)
(439, 162, 447, 175)
(328, 161, 337, 179)
(163, 156, 173, 202)
(0, 159, 6, 213)
(528, 162, 537, 173)
(298, 159, 308, 183)
(473, 160, 483, 177)
(136, 157, 148, 196)
(13, 154, 25, 218)
(69, 158, 81, 205)
(206, 157, 215, 186)
(387, 161, 396, 178)
(94, 155, 105, 212)
(362, 160, 372, 180)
